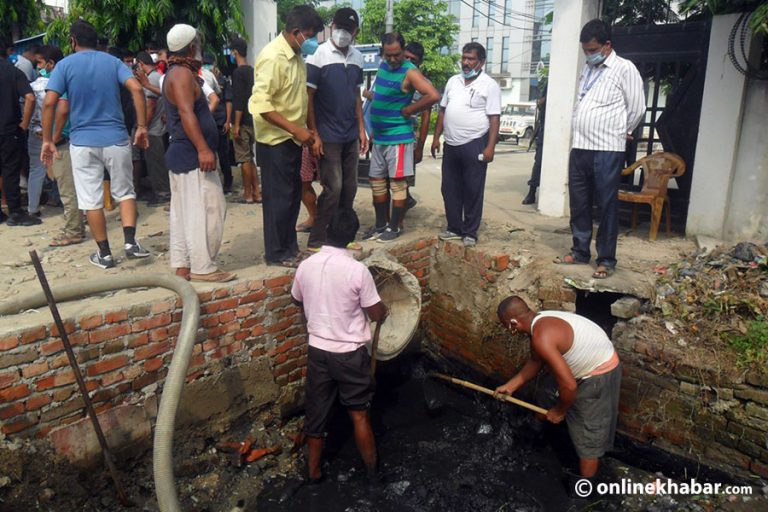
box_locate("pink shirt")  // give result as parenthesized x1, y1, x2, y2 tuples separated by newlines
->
(291, 246, 381, 353)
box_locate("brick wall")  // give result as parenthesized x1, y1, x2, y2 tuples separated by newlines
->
(0, 239, 437, 440)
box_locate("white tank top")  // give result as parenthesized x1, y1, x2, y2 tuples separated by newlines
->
(530, 311, 615, 379)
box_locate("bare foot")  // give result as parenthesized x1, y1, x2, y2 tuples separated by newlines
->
(175, 267, 190, 280)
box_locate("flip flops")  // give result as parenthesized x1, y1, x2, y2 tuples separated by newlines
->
(592, 266, 615, 279)
(296, 222, 313, 233)
(553, 253, 588, 265)
(49, 234, 85, 247)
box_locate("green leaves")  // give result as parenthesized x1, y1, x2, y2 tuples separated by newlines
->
(2, 0, 45, 42)
(45, 0, 247, 55)
(358, 0, 460, 89)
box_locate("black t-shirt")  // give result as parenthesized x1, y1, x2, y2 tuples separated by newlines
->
(231, 65, 253, 125)
(0, 60, 33, 136)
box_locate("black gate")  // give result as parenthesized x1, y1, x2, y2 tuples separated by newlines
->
(612, 21, 711, 231)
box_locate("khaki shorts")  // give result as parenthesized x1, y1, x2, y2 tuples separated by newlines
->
(233, 123, 255, 164)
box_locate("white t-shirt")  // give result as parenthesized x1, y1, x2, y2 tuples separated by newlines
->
(440, 72, 502, 146)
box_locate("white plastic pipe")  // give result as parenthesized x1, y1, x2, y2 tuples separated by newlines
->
(0, 274, 199, 512)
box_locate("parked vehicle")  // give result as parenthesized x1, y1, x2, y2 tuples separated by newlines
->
(499, 103, 536, 144)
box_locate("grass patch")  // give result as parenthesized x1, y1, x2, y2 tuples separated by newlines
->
(728, 316, 768, 368)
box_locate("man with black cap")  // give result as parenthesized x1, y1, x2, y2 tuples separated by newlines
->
(305, 7, 367, 251)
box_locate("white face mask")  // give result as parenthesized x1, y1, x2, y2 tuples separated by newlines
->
(332, 29, 353, 48)
(150, 52, 158, 63)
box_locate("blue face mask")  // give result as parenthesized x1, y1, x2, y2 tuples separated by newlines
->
(299, 33, 319, 56)
(586, 50, 607, 67)
(38, 68, 50, 78)
(461, 67, 481, 80)
(228, 54, 235, 64)
(203, 64, 213, 71)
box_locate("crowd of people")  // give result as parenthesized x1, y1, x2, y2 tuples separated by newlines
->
(0, 6, 641, 490)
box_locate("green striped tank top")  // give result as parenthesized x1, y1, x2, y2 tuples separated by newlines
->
(370, 60, 416, 145)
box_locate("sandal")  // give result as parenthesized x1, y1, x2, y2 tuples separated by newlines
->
(232, 197, 255, 204)
(592, 265, 615, 279)
(49, 234, 85, 247)
(554, 253, 588, 265)
(346, 242, 362, 251)
(296, 222, 313, 233)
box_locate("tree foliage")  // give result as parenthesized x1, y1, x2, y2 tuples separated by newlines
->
(602, 0, 680, 25)
(46, 0, 247, 54)
(358, 0, 459, 89)
(1, 0, 46, 42)
(680, 0, 768, 36)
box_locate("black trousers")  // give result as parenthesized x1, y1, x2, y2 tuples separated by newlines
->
(440, 135, 488, 240)
(308, 140, 359, 248)
(568, 148, 625, 268)
(0, 132, 23, 214)
(217, 127, 232, 191)
(257, 140, 302, 263)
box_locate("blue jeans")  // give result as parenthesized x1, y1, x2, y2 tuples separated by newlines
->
(26, 133, 47, 214)
(568, 149, 625, 268)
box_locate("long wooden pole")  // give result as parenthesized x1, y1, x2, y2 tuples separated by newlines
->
(369, 321, 382, 375)
(429, 372, 549, 415)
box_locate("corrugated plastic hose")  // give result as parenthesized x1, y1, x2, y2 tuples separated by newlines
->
(0, 274, 199, 512)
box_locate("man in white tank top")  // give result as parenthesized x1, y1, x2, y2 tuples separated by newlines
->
(494, 295, 621, 481)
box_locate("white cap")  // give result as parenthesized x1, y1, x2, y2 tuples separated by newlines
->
(167, 24, 197, 52)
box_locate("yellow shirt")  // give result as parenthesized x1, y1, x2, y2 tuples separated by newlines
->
(249, 33, 308, 146)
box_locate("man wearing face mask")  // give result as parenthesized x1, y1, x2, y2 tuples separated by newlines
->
(162, 24, 234, 283)
(40, 20, 151, 269)
(431, 42, 501, 248)
(304, 7, 367, 251)
(494, 295, 620, 487)
(249, 5, 324, 267)
(556, 19, 644, 279)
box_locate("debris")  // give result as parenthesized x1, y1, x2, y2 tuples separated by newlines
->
(611, 296, 642, 319)
(664, 321, 678, 335)
(215, 438, 282, 466)
(760, 281, 768, 298)
(731, 242, 764, 262)
(147, 231, 164, 238)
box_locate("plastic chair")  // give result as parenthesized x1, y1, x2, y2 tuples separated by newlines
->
(618, 152, 686, 241)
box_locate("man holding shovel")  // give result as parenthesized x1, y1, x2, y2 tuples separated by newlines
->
(291, 208, 388, 483)
(494, 296, 621, 482)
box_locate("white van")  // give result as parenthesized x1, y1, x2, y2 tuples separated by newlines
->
(499, 103, 536, 144)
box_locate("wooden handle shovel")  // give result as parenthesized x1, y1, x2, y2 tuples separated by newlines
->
(369, 321, 383, 375)
(429, 372, 549, 415)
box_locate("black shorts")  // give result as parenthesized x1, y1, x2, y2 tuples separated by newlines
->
(304, 345, 375, 437)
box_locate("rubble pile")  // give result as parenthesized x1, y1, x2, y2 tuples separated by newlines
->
(652, 241, 768, 369)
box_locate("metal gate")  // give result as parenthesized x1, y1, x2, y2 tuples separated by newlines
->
(612, 20, 711, 231)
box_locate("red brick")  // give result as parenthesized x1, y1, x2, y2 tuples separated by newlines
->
(251, 326, 266, 337)
(0, 336, 20, 351)
(132, 313, 172, 333)
(0, 384, 31, 402)
(0, 402, 25, 419)
(101, 370, 125, 386)
(89, 323, 131, 344)
(234, 330, 250, 341)
(202, 340, 218, 352)
(128, 333, 150, 348)
(265, 275, 293, 289)
(218, 311, 236, 323)
(239, 290, 268, 305)
(50, 321, 76, 337)
(20, 326, 47, 344)
(151, 301, 173, 314)
(41, 340, 64, 355)
(168, 324, 180, 337)
(188, 354, 206, 370)
(25, 394, 52, 411)
(493, 255, 510, 271)
(242, 316, 265, 329)
(236, 307, 252, 318)
(124, 365, 142, 380)
(144, 357, 164, 373)
(36, 370, 76, 391)
(0, 371, 20, 390)
(68, 332, 89, 346)
(49, 353, 69, 369)
(1, 414, 36, 435)
(213, 288, 231, 299)
(202, 298, 238, 314)
(80, 314, 104, 330)
(201, 316, 219, 328)
(149, 327, 169, 342)
(87, 355, 129, 376)
(105, 310, 129, 323)
(268, 318, 293, 334)
(21, 361, 49, 378)
(134, 341, 170, 361)
(132, 371, 160, 391)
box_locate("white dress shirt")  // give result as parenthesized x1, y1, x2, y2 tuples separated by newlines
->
(572, 50, 645, 152)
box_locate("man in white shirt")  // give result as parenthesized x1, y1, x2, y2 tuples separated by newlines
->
(558, 19, 645, 279)
(431, 42, 501, 247)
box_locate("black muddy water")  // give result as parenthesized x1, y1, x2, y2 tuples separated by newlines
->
(258, 356, 611, 512)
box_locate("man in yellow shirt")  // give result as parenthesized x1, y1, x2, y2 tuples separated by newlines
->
(249, 5, 324, 267)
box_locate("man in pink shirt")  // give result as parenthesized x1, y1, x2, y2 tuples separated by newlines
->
(291, 208, 388, 483)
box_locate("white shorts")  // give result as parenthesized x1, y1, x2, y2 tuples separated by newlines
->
(70, 143, 135, 210)
(369, 142, 414, 179)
